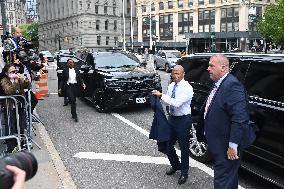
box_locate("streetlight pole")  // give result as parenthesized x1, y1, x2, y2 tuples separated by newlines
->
(130, 0, 133, 50)
(122, 0, 126, 51)
(149, 0, 152, 50)
(0, 0, 7, 34)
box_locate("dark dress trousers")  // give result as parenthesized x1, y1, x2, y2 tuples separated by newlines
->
(203, 74, 250, 189)
(149, 95, 172, 154)
(59, 68, 84, 118)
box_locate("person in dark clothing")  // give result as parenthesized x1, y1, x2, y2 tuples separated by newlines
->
(58, 59, 85, 122)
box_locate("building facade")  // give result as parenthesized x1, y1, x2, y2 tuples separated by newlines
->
(0, 0, 26, 34)
(26, 0, 38, 23)
(38, 0, 137, 52)
(136, 0, 275, 53)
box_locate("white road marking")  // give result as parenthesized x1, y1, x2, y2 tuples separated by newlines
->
(111, 113, 245, 189)
(74, 152, 170, 165)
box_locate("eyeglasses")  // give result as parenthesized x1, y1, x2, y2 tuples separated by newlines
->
(9, 71, 16, 74)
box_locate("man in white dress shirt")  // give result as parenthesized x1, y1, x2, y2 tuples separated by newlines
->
(59, 59, 85, 122)
(152, 65, 194, 185)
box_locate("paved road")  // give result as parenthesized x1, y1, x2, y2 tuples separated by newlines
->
(35, 62, 276, 189)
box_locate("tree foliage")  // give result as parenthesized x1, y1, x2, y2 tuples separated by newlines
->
(258, 0, 284, 44)
(19, 22, 39, 49)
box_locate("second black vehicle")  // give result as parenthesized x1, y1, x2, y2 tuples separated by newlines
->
(77, 51, 161, 112)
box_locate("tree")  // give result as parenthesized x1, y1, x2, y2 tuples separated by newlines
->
(19, 22, 39, 49)
(258, 0, 284, 44)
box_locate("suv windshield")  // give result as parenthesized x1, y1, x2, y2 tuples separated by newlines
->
(166, 52, 181, 58)
(95, 53, 140, 68)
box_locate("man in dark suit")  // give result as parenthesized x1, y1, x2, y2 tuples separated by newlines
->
(203, 54, 250, 189)
(152, 65, 194, 185)
(58, 59, 85, 122)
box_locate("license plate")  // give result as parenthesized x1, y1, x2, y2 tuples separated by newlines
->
(136, 97, 146, 104)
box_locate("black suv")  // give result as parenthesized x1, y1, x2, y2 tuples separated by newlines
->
(177, 53, 284, 188)
(60, 51, 161, 112)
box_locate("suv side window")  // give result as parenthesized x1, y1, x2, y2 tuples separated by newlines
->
(245, 61, 284, 102)
(229, 59, 249, 85)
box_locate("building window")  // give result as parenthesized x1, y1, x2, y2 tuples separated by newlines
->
(227, 8, 233, 17)
(87, 3, 91, 9)
(79, 1, 82, 10)
(142, 5, 146, 13)
(127, 7, 131, 15)
(188, 0, 193, 7)
(178, 26, 183, 34)
(199, 0, 204, 6)
(234, 8, 239, 17)
(97, 36, 101, 45)
(221, 9, 226, 18)
(233, 22, 239, 31)
(114, 20, 117, 31)
(210, 24, 215, 32)
(227, 22, 233, 31)
(178, 0, 183, 8)
(199, 25, 203, 32)
(105, 20, 109, 30)
(151, 3, 155, 11)
(104, 6, 108, 14)
(168, 1, 173, 9)
(211, 10, 215, 19)
(159, 2, 164, 10)
(221, 23, 226, 32)
(96, 20, 100, 30)
(204, 24, 209, 32)
(95, 5, 99, 14)
(209, 0, 215, 4)
(199, 11, 203, 20)
(106, 36, 109, 45)
(204, 10, 210, 19)
(89, 21, 92, 28)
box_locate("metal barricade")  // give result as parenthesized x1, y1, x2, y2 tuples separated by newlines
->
(0, 96, 25, 156)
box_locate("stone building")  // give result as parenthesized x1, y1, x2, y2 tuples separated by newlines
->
(0, 0, 26, 34)
(136, 0, 275, 53)
(38, 0, 137, 52)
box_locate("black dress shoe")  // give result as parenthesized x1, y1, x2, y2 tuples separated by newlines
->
(178, 175, 188, 185)
(166, 168, 178, 175)
(74, 117, 78, 122)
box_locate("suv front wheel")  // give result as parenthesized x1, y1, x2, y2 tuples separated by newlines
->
(189, 122, 212, 162)
(93, 89, 111, 113)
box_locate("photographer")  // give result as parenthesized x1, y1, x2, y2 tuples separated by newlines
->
(0, 151, 38, 189)
(5, 165, 26, 189)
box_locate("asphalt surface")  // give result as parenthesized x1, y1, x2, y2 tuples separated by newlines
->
(32, 61, 278, 189)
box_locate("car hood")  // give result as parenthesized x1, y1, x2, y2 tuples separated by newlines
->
(97, 66, 157, 78)
(168, 57, 179, 62)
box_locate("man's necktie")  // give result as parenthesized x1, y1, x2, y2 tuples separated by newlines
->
(204, 84, 217, 118)
(170, 83, 177, 113)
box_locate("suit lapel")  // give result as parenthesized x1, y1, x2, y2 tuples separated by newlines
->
(205, 74, 230, 119)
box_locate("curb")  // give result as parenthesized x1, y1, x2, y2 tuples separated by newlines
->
(32, 110, 77, 189)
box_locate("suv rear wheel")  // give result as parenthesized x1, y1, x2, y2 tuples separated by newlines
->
(93, 89, 111, 113)
(189, 122, 212, 162)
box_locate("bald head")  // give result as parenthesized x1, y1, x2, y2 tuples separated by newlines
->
(171, 65, 185, 83)
(12, 27, 22, 38)
(207, 54, 230, 81)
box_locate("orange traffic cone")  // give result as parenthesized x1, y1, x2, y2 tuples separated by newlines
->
(35, 82, 44, 100)
(39, 73, 49, 97)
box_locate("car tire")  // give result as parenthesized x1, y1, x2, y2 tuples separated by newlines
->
(165, 64, 171, 73)
(189, 118, 213, 163)
(154, 61, 159, 70)
(93, 89, 111, 113)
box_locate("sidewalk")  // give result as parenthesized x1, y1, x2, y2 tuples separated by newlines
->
(25, 121, 76, 189)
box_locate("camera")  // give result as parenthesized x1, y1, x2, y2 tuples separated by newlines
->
(0, 151, 38, 189)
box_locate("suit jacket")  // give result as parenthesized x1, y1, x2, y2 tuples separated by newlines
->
(149, 95, 172, 154)
(59, 67, 84, 97)
(203, 74, 250, 155)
